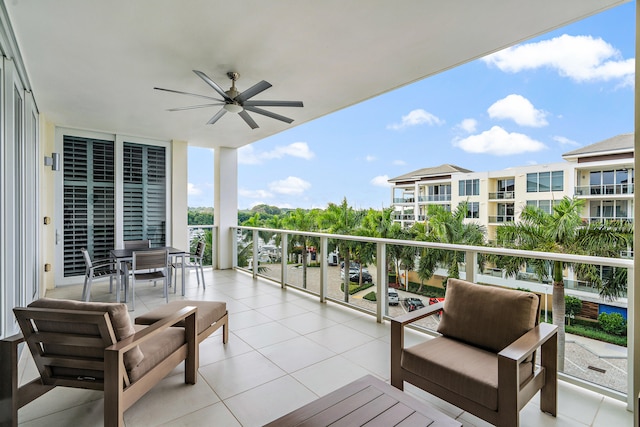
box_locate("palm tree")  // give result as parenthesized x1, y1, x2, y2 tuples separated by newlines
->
(319, 198, 363, 302)
(495, 197, 631, 371)
(416, 203, 486, 286)
(283, 208, 319, 289)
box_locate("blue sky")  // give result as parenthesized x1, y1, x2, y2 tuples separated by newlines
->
(188, 2, 635, 210)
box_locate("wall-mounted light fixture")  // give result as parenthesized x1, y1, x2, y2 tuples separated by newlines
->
(44, 152, 60, 171)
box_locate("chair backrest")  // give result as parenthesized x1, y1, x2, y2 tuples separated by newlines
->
(195, 240, 205, 258)
(437, 278, 539, 353)
(133, 249, 169, 271)
(81, 247, 92, 268)
(15, 298, 145, 388)
(124, 239, 151, 249)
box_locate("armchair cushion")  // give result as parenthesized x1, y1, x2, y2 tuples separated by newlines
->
(403, 336, 533, 411)
(129, 326, 186, 382)
(28, 298, 144, 370)
(437, 278, 539, 353)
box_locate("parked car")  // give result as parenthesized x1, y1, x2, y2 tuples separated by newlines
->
(403, 297, 425, 312)
(348, 270, 373, 283)
(388, 289, 399, 305)
(429, 297, 444, 317)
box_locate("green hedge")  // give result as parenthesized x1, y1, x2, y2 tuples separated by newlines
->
(340, 282, 374, 295)
(363, 291, 377, 302)
(403, 281, 446, 298)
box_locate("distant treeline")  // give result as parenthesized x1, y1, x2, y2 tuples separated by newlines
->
(188, 204, 296, 225)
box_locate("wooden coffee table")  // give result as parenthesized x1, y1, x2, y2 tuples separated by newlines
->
(265, 375, 461, 426)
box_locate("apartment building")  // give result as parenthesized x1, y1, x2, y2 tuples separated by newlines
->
(389, 133, 634, 241)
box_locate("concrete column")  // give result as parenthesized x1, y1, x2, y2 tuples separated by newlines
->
(171, 140, 189, 251)
(214, 147, 238, 269)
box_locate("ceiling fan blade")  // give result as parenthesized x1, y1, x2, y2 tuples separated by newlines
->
(154, 87, 223, 102)
(235, 80, 272, 103)
(206, 108, 227, 125)
(167, 103, 224, 112)
(244, 106, 294, 124)
(243, 100, 304, 108)
(238, 110, 259, 129)
(193, 70, 232, 102)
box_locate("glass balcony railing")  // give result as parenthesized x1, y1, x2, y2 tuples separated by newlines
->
(584, 217, 633, 224)
(186, 225, 217, 268)
(418, 194, 451, 202)
(488, 215, 514, 223)
(575, 184, 634, 196)
(392, 214, 415, 220)
(393, 197, 415, 203)
(488, 191, 515, 199)
(233, 225, 632, 400)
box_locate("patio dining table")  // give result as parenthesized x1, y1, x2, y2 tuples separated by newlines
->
(110, 246, 187, 303)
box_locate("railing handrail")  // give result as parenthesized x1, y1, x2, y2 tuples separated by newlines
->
(236, 226, 633, 269)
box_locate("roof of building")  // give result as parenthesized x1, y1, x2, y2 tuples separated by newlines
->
(388, 164, 473, 183)
(562, 133, 634, 158)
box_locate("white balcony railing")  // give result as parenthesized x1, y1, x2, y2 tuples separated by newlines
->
(232, 225, 633, 405)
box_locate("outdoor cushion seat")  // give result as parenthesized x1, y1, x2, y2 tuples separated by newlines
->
(1, 298, 198, 427)
(391, 278, 558, 427)
(135, 300, 228, 344)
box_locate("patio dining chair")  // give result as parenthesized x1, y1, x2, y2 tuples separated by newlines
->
(80, 248, 126, 302)
(123, 239, 151, 249)
(130, 249, 170, 310)
(172, 240, 206, 289)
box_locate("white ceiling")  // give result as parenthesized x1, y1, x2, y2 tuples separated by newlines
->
(4, 0, 629, 149)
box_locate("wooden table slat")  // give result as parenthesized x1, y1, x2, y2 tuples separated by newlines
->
(329, 393, 398, 427)
(362, 402, 427, 427)
(298, 387, 383, 427)
(264, 375, 461, 427)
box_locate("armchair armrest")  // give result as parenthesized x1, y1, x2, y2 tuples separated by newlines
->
(498, 323, 557, 364)
(390, 302, 444, 327)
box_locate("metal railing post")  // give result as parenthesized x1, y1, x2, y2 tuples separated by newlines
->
(465, 250, 477, 283)
(280, 233, 288, 289)
(320, 236, 328, 302)
(376, 242, 386, 323)
(252, 229, 258, 279)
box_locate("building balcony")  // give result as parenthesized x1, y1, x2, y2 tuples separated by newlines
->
(583, 217, 633, 225)
(392, 213, 415, 221)
(418, 194, 452, 202)
(575, 184, 634, 196)
(393, 197, 415, 204)
(26, 241, 632, 425)
(488, 215, 515, 223)
(488, 191, 515, 200)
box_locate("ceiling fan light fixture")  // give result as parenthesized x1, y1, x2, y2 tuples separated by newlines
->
(223, 103, 243, 113)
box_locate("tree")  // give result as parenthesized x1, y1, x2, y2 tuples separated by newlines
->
(319, 198, 364, 302)
(283, 208, 319, 289)
(415, 203, 485, 286)
(496, 197, 631, 371)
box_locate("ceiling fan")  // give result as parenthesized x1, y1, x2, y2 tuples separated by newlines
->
(154, 70, 304, 129)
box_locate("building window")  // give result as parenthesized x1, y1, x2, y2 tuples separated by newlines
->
(461, 201, 479, 219)
(527, 171, 563, 192)
(459, 179, 479, 196)
(526, 199, 561, 214)
(497, 178, 514, 192)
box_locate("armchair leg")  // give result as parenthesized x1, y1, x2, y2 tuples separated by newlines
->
(0, 337, 19, 427)
(540, 334, 558, 416)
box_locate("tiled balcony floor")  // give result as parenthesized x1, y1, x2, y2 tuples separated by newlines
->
(16, 268, 633, 426)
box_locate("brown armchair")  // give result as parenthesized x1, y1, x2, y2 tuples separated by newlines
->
(0, 298, 198, 427)
(391, 278, 557, 427)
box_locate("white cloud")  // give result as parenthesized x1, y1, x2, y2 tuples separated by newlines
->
(268, 176, 311, 195)
(452, 126, 547, 156)
(457, 118, 478, 133)
(187, 182, 202, 196)
(392, 160, 407, 166)
(238, 142, 315, 164)
(371, 175, 392, 188)
(365, 155, 376, 162)
(239, 188, 273, 199)
(387, 109, 444, 130)
(482, 34, 635, 86)
(487, 94, 548, 127)
(553, 135, 580, 147)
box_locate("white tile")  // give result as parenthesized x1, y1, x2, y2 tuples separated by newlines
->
(259, 335, 335, 373)
(233, 320, 298, 348)
(343, 315, 389, 338)
(123, 372, 220, 426)
(292, 355, 374, 396)
(224, 375, 317, 427)
(556, 381, 603, 425)
(199, 351, 286, 399)
(159, 401, 241, 427)
(19, 398, 105, 427)
(255, 302, 309, 320)
(592, 396, 634, 427)
(277, 311, 337, 335)
(228, 309, 273, 330)
(306, 323, 375, 354)
(342, 339, 390, 379)
(18, 387, 103, 423)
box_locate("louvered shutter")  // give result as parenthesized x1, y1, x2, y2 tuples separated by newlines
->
(62, 136, 115, 277)
(123, 142, 166, 246)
